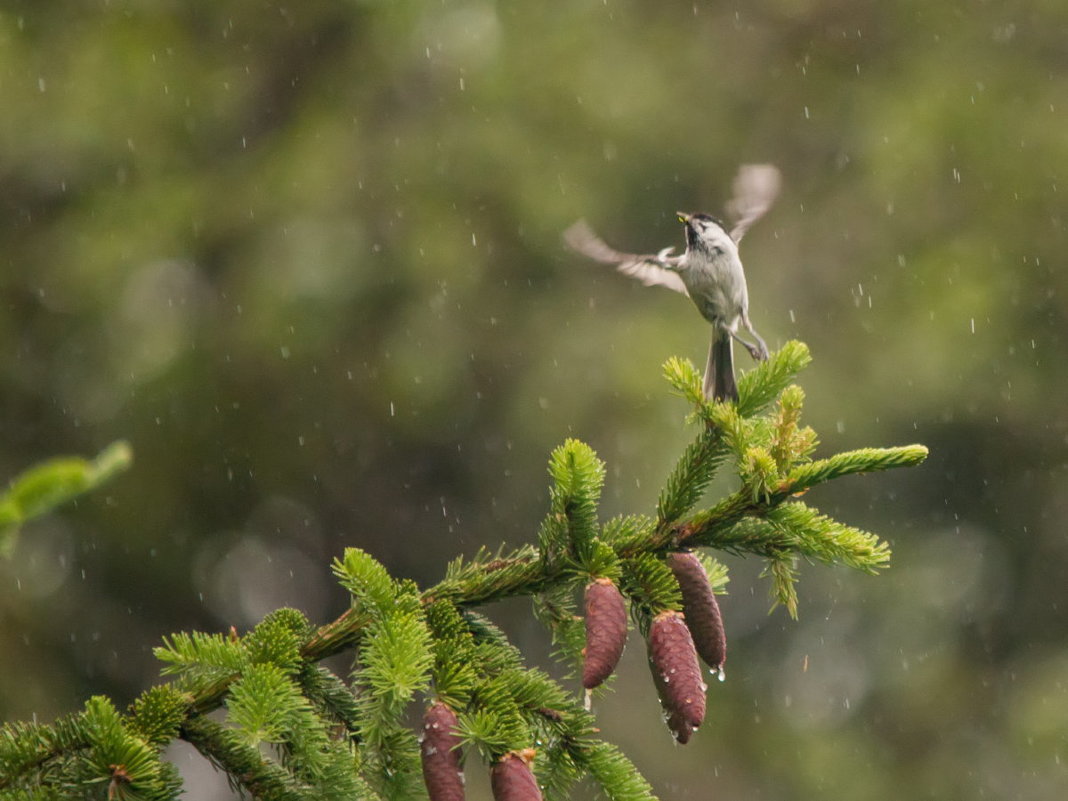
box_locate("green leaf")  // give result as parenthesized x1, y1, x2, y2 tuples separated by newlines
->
(0, 440, 133, 557)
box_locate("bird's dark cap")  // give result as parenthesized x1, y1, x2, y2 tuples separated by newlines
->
(678, 211, 725, 228)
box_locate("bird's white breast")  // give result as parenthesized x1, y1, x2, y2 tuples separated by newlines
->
(681, 249, 748, 331)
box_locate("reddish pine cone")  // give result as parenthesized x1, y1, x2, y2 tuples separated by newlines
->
(420, 702, 465, 801)
(647, 610, 707, 744)
(582, 577, 628, 689)
(490, 749, 543, 801)
(666, 551, 727, 675)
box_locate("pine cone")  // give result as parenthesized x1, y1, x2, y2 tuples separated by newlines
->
(421, 702, 465, 801)
(490, 749, 543, 801)
(647, 610, 707, 744)
(666, 551, 727, 676)
(582, 577, 628, 689)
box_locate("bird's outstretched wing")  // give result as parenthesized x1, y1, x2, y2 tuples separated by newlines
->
(726, 164, 782, 242)
(563, 219, 689, 296)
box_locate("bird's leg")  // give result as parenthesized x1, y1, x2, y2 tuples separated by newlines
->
(731, 331, 764, 362)
(734, 312, 769, 361)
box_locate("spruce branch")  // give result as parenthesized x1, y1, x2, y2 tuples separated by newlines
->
(736, 339, 812, 417)
(785, 445, 930, 491)
(601, 514, 656, 556)
(656, 425, 727, 525)
(765, 556, 801, 619)
(297, 665, 364, 737)
(127, 686, 191, 748)
(661, 356, 705, 406)
(4, 342, 929, 800)
(619, 553, 683, 629)
(181, 713, 307, 801)
(0, 713, 91, 791)
(333, 548, 400, 614)
(354, 608, 433, 722)
(769, 502, 891, 573)
(429, 544, 547, 607)
(584, 742, 658, 801)
(81, 696, 178, 801)
(770, 385, 816, 473)
(542, 439, 606, 566)
(531, 581, 586, 675)
(227, 663, 306, 747)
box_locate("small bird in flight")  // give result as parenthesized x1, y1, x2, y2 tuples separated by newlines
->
(564, 164, 781, 402)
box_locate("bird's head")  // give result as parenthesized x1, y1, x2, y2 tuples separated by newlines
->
(677, 212, 732, 254)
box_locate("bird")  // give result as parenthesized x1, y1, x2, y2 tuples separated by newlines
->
(563, 164, 780, 402)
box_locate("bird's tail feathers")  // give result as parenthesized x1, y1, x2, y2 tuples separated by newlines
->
(703, 330, 739, 402)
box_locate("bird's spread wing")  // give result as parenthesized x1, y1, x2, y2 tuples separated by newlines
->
(563, 219, 689, 296)
(726, 164, 782, 242)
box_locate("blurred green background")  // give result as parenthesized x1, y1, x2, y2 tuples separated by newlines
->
(2, 1, 1066, 798)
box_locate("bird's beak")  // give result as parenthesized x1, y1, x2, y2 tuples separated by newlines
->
(676, 211, 691, 224)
